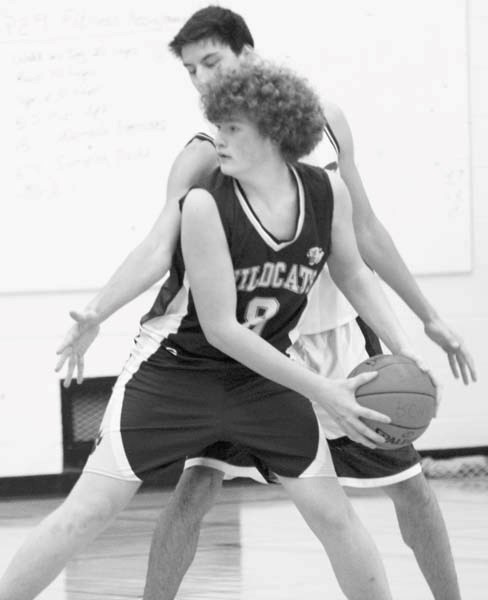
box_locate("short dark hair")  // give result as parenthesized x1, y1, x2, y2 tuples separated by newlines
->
(202, 61, 326, 163)
(169, 5, 254, 57)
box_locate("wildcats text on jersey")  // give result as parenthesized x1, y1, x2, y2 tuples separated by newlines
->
(235, 261, 320, 295)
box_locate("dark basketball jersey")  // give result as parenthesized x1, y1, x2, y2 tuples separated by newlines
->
(138, 162, 334, 370)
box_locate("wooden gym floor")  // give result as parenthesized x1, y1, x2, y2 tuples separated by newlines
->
(0, 478, 487, 599)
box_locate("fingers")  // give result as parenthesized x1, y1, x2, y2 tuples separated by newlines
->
(448, 352, 459, 379)
(69, 310, 86, 323)
(447, 345, 477, 385)
(455, 347, 477, 385)
(56, 328, 77, 355)
(357, 407, 391, 424)
(464, 349, 477, 383)
(55, 348, 83, 388)
(54, 349, 70, 372)
(76, 355, 85, 385)
(64, 353, 76, 388)
(456, 352, 469, 385)
(349, 371, 378, 391)
(424, 370, 442, 415)
(341, 419, 386, 449)
(433, 381, 443, 417)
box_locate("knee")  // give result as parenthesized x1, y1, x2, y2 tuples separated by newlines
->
(172, 467, 223, 520)
(386, 476, 437, 547)
(308, 498, 357, 538)
(387, 475, 434, 511)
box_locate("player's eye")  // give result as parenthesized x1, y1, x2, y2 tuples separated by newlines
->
(204, 58, 220, 69)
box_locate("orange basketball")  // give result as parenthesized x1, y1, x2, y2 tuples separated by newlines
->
(348, 354, 436, 449)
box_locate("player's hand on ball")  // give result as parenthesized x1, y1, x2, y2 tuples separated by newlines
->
(424, 317, 477, 385)
(316, 372, 391, 449)
(55, 309, 101, 388)
(398, 348, 442, 416)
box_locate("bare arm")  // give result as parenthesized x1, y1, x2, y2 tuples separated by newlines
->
(56, 139, 219, 385)
(181, 188, 391, 448)
(324, 100, 476, 383)
(327, 171, 413, 355)
(84, 140, 218, 322)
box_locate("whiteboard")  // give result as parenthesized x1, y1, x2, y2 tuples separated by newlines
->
(1, 0, 471, 292)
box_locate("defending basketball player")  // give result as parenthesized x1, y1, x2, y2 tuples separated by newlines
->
(52, 6, 473, 600)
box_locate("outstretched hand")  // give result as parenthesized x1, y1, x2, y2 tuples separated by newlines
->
(55, 309, 101, 388)
(424, 318, 477, 385)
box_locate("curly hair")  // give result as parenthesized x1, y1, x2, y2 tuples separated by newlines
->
(201, 61, 326, 162)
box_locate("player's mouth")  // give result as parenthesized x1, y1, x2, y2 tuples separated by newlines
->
(217, 153, 231, 161)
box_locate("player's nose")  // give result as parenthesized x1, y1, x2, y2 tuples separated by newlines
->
(214, 130, 226, 149)
(195, 67, 214, 89)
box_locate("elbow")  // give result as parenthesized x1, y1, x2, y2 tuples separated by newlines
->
(200, 319, 234, 352)
(146, 246, 172, 283)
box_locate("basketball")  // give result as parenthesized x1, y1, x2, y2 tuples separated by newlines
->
(348, 354, 436, 449)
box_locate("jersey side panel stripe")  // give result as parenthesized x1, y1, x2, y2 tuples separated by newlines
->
(131, 279, 190, 372)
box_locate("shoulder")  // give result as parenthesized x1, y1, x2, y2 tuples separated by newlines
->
(182, 170, 234, 212)
(181, 188, 216, 222)
(169, 135, 219, 188)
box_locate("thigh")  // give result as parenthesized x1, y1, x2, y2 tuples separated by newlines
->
(65, 471, 140, 515)
(84, 363, 223, 482)
(228, 377, 335, 480)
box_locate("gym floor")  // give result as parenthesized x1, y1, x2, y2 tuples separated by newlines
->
(0, 478, 487, 599)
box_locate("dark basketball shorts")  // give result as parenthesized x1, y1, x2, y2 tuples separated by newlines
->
(185, 317, 422, 487)
(83, 352, 335, 483)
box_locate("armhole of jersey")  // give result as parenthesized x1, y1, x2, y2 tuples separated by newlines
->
(323, 168, 334, 233)
(324, 122, 340, 157)
(185, 132, 216, 148)
(178, 133, 218, 212)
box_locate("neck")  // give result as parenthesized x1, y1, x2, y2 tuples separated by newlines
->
(236, 157, 295, 206)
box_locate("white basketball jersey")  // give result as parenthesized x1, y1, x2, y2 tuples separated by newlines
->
(298, 124, 357, 334)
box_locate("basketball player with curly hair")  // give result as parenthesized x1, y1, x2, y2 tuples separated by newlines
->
(0, 58, 416, 600)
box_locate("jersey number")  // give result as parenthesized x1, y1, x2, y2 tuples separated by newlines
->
(244, 297, 280, 336)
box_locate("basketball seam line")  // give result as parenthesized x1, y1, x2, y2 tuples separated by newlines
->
(373, 423, 428, 431)
(352, 359, 416, 374)
(357, 391, 435, 398)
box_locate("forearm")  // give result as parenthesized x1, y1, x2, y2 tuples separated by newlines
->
(207, 322, 324, 400)
(334, 265, 412, 354)
(358, 221, 438, 324)
(85, 242, 169, 323)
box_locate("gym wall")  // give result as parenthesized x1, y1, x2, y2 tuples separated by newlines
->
(0, 0, 486, 479)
